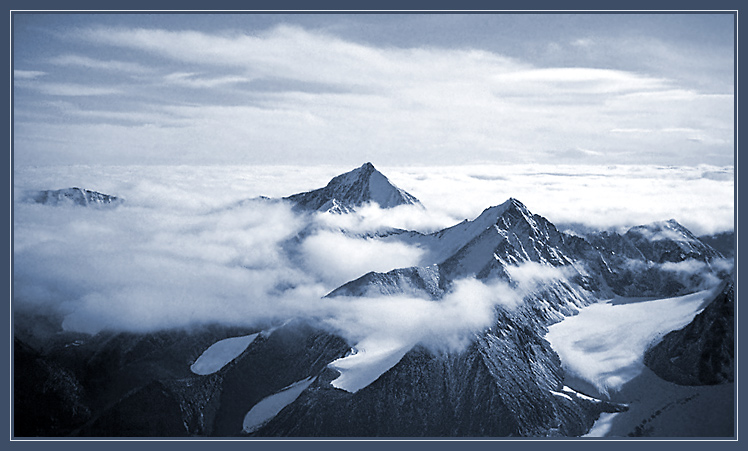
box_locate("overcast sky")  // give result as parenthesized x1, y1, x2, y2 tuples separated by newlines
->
(12, 13, 735, 167)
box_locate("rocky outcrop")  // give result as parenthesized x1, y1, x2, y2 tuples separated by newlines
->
(26, 187, 123, 207)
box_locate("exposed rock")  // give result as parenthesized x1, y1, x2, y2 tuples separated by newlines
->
(644, 282, 734, 385)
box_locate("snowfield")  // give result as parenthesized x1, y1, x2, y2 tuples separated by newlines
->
(547, 287, 734, 437)
(190, 333, 259, 375)
(546, 289, 713, 396)
(242, 376, 316, 434)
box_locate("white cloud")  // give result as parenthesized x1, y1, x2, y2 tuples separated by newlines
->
(313, 202, 457, 235)
(14, 70, 45, 79)
(505, 263, 574, 293)
(48, 54, 151, 73)
(322, 277, 521, 355)
(22, 82, 121, 96)
(571, 38, 594, 48)
(299, 230, 424, 288)
(163, 72, 252, 88)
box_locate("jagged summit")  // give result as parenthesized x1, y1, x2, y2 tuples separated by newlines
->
(284, 163, 422, 213)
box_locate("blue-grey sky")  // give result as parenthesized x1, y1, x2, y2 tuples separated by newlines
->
(12, 13, 735, 167)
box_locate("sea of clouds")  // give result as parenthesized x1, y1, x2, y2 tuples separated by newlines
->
(12, 164, 734, 352)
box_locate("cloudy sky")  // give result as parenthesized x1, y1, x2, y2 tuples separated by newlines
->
(12, 13, 735, 167)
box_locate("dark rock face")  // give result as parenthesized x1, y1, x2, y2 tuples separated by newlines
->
(644, 282, 734, 386)
(26, 187, 123, 207)
(284, 162, 421, 213)
(13, 338, 91, 437)
(13, 321, 349, 438)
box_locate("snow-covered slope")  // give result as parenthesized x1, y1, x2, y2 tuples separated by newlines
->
(284, 162, 421, 213)
(545, 289, 714, 396)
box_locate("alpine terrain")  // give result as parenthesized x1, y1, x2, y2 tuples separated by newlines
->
(12, 164, 734, 438)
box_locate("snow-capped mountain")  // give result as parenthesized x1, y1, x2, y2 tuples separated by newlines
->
(284, 162, 421, 213)
(25, 187, 123, 207)
(585, 220, 726, 297)
(12, 164, 733, 438)
(624, 219, 722, 264)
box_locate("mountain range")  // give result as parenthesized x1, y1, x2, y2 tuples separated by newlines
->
(12, 163, 734, 438)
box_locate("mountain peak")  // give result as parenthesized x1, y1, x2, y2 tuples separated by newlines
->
(623, 218, 721, 263)
(471, 198, 532, 227)
(626, 219, 696, 242)
(285, 163, 422, 213)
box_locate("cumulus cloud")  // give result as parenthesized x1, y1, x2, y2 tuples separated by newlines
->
(13, 196, 322, 334)
(299, 230, 424, 288)
(321, 277, 522, 355)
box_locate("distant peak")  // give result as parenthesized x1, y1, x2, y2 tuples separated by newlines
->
(630, 218, 685, 232)
(284, 163, 421, 212)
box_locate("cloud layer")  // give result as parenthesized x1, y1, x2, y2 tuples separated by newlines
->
(12, 164, 733, 354)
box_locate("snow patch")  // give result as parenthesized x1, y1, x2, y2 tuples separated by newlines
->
(242, 376, 316, 434)
(190, 333, 259, 375)
(584, 412, 621, 437)
(550, 390, 574, 402)
(328, 337, 412, 393)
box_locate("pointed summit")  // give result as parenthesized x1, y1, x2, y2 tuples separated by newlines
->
(284, 163, 422, 213)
